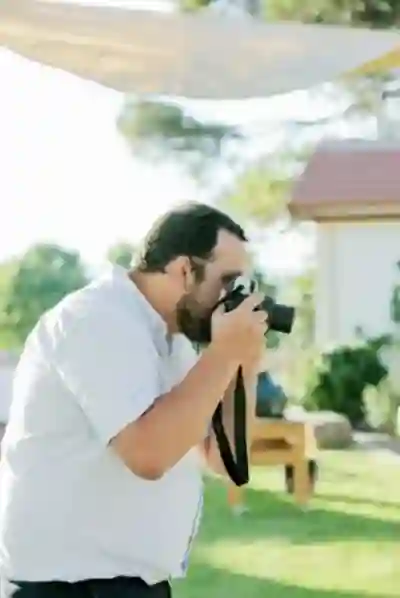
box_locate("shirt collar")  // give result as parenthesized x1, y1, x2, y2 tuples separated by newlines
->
(107, 265, 171, 356)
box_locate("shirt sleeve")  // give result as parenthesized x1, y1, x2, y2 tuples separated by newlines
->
(51, 305, 161, 445)
(177, 339, 212, 439)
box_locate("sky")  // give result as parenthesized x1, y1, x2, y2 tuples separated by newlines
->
(0, 0, 362, 276)
(0, 49, 199, 265)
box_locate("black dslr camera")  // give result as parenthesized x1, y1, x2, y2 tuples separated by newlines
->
(221, 276, 295, 334)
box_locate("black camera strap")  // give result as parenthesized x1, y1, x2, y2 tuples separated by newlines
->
(211, 366, 249, 486)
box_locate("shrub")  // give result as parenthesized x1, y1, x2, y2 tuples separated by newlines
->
(304, 335, 390, 427)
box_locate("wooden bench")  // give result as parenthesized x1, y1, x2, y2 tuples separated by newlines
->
(227, 418, 317, 510)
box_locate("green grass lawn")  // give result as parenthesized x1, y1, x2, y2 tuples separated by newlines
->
(174, 451, 400, 598)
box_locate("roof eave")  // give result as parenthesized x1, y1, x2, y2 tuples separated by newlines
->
(289, 200, 400, 222)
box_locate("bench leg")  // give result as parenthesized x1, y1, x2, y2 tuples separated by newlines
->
(292, 423, 315, 506)
(293, 460, 312, 506)
(227, 484, 247, 514)
(285, 460, 318, 494)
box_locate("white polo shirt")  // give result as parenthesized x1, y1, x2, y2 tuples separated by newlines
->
(0, 266, 203, 584)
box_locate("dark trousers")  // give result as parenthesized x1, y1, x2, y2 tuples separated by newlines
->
(1, 577, 171, 598)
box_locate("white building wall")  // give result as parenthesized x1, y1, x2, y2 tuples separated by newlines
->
(316, 220, 400, 347)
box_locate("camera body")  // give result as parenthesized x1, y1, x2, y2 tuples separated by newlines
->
(222, 276, 295, 334)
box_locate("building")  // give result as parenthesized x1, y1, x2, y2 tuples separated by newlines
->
(290, 139, 400, 347)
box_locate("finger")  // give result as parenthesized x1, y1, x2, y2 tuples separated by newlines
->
(238, 292, 263, 312)
(254, 310, 268, 324)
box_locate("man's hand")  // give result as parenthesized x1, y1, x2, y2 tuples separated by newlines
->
(211, 293, 268, 365)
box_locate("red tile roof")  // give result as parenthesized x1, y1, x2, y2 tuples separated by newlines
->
(291, 140, 400, 206)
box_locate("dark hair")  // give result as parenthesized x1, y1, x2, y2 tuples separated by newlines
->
(136, 202, 247, 274)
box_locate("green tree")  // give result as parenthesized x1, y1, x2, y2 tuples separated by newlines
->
(263, 0, 400, 28)
(117, 99, 241, 179)
(180, 0, 263, 14)
(3, 244, 88, 345)
(180, 0, 212, 10)
(180, 0, 400, 27)
(219, 146, 309, 225)
(0, 258, 19, 350)
(222, 167, 291, 225)
(390, 260, 400, 325)
(107, 242, 137, 269)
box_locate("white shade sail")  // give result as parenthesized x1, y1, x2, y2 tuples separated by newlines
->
(0, 0, 399, 98)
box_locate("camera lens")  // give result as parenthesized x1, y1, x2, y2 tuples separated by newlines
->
(270, 304, 295, 334)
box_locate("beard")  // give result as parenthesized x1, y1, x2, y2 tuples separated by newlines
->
(176, 293, 215, 345)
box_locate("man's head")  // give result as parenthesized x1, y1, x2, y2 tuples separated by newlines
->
(135, 202, 249, 343)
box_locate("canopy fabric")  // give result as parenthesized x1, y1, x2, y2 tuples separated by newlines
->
(0, 0, 399, 98)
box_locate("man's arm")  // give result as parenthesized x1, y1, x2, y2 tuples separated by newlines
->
(201, 364, 259, 478)
(111, 343, 241, 479)
(55, 294, 266, 481)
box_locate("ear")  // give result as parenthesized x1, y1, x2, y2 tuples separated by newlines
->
(181, 256, 196, 292)
(165, 256, 194, 291)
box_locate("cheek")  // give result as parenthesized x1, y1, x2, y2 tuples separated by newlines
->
(197, 282, 223, 310)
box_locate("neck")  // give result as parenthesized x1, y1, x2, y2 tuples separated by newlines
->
(129, 270, 178, 333)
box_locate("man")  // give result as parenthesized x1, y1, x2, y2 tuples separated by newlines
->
(0, 203, 267, 598)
